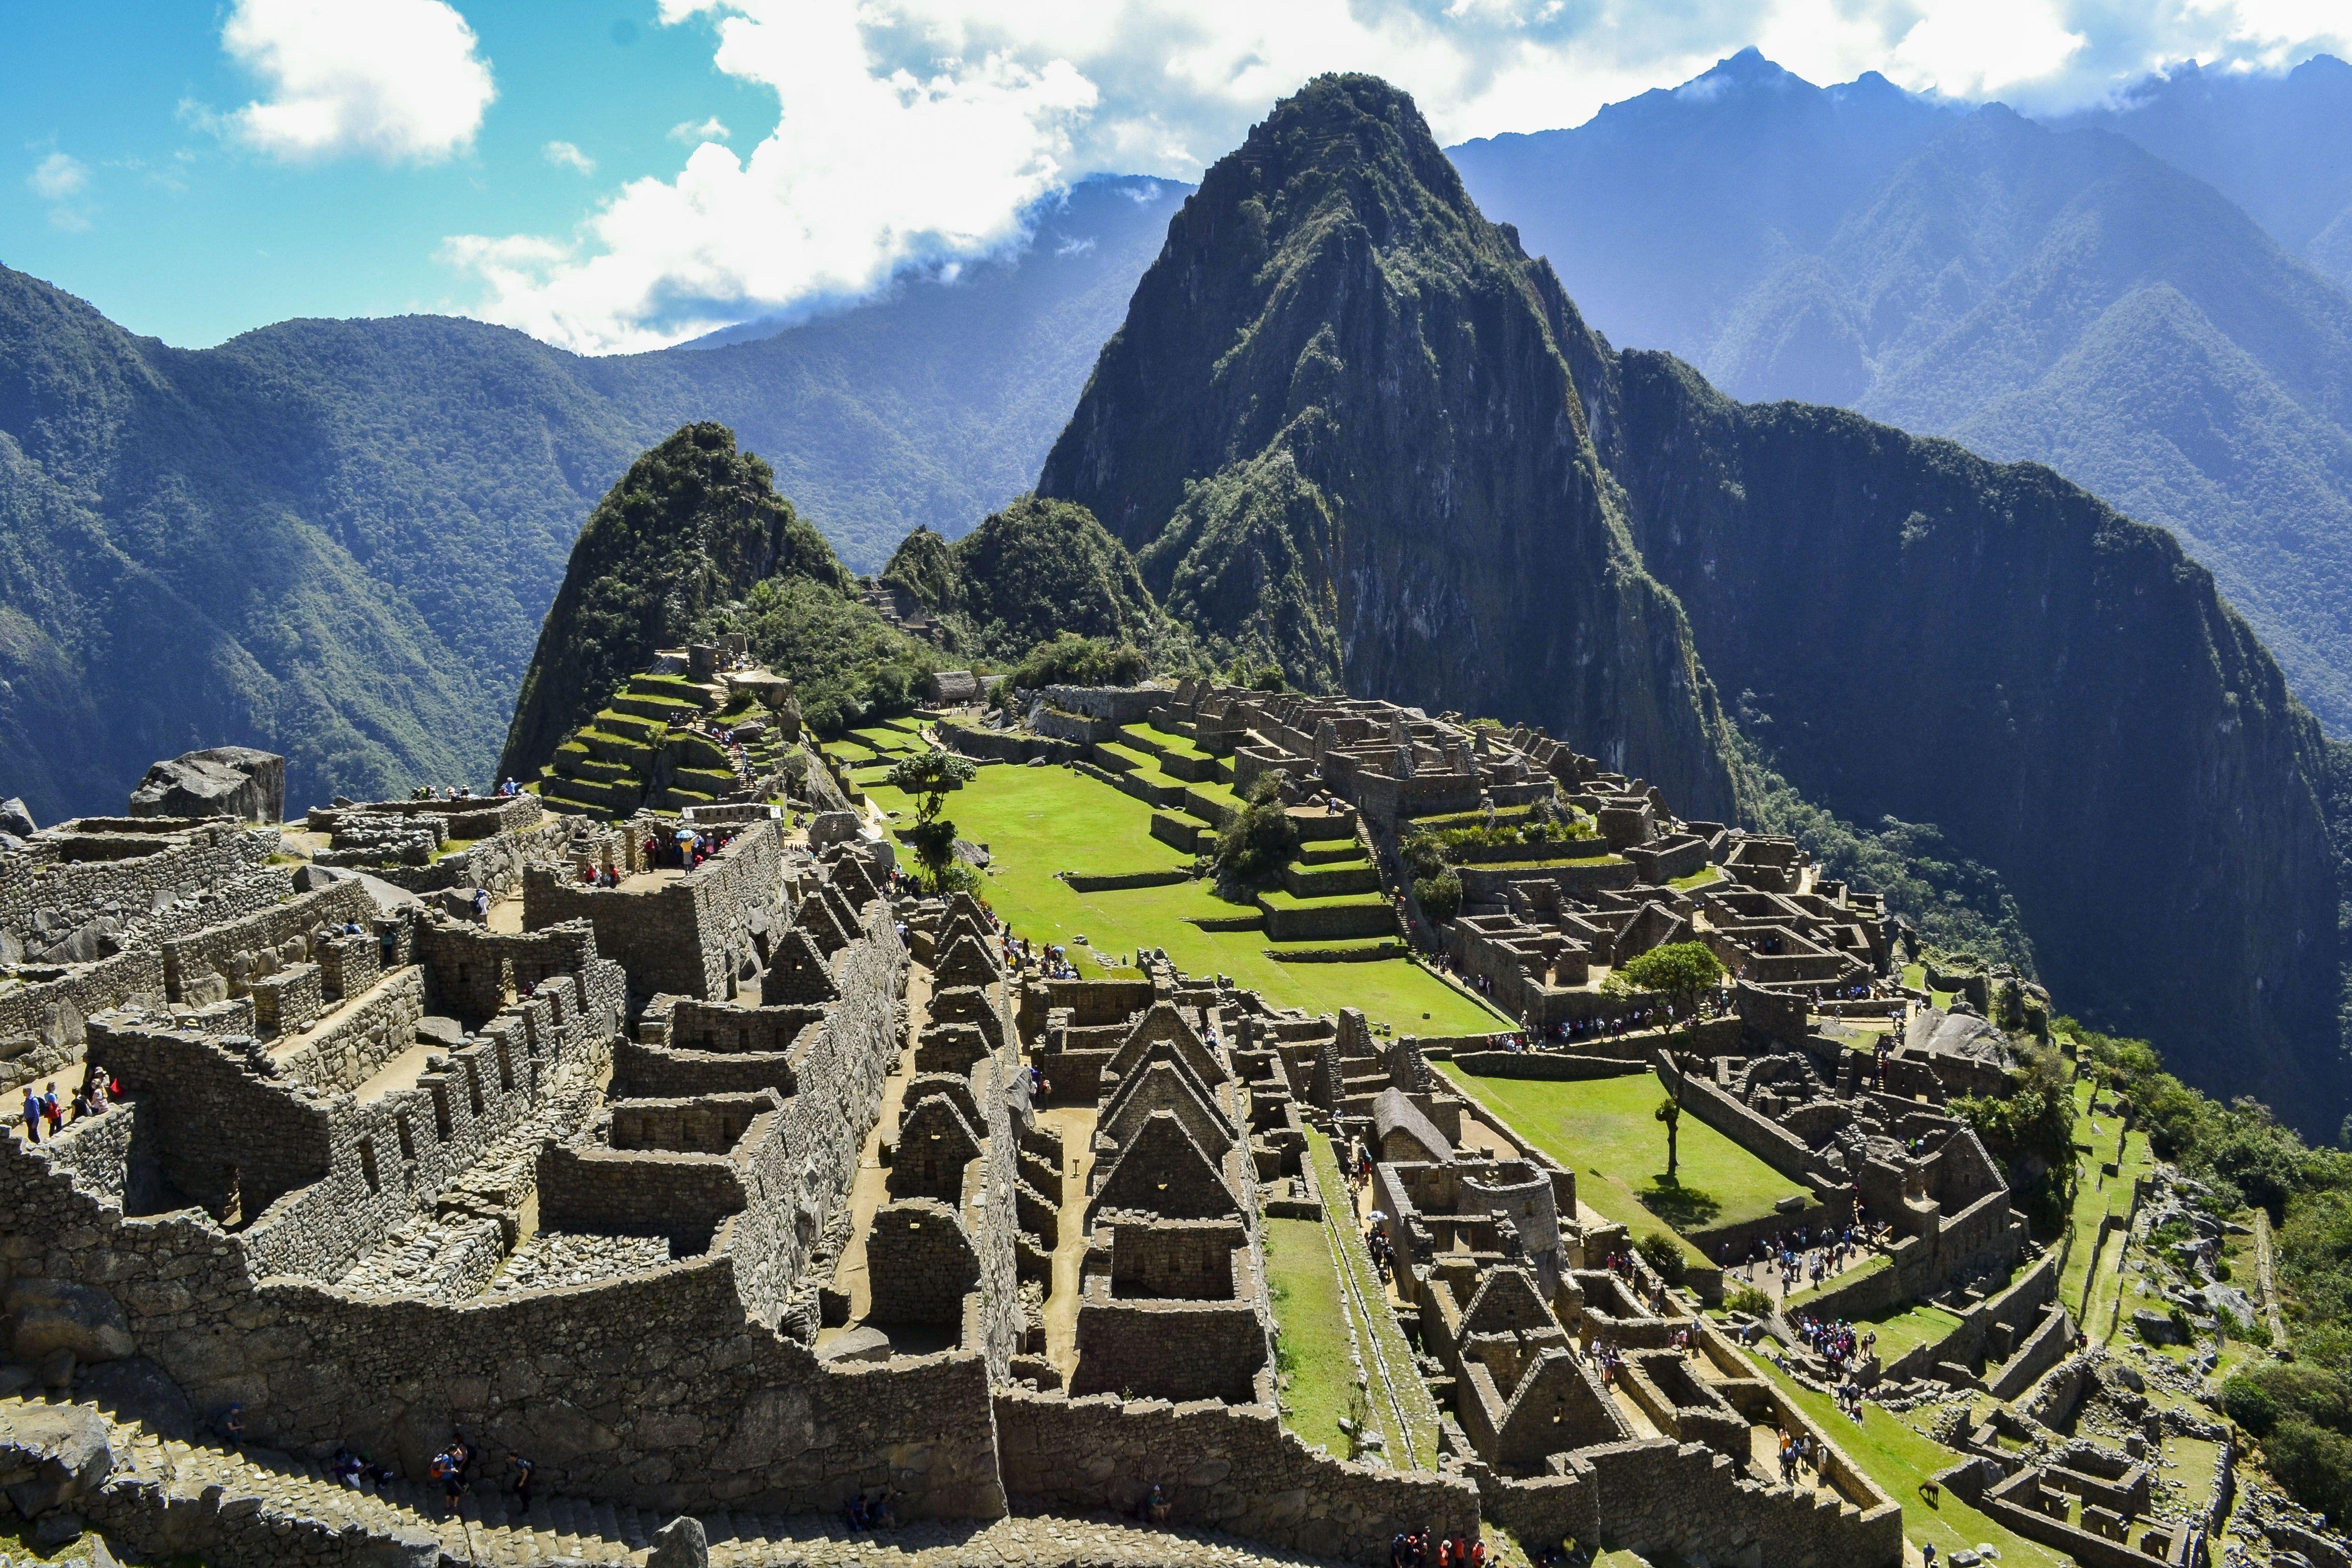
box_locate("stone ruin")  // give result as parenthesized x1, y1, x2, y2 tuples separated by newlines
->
(1, 736, 1958, 1568)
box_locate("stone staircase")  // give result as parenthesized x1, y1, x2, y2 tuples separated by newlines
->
(20, 1394, 1357, 1567)
(858, 579, 933, 639)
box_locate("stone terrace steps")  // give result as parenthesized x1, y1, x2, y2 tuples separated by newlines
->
(53, 1405, 1355, 1568)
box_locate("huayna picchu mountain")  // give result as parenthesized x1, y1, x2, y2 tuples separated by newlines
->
(1036, 74, 1740, 823)
(1028, 73, 2352, 1128)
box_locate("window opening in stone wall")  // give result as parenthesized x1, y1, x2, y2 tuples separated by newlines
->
(432, 1086, 452, 1141)
(395, 1111, 415, 1161)
(358, 1136, 380, 1193)
(466, 1060, 485, 1117)
(495, 1039, 515, 1092)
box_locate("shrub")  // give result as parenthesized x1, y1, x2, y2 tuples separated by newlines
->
(1727, 1285, 1775, 1317)
(993, 632, 1148, 703)
(1413, 870, 1463, 924)
(1214, 774, 1298, 885)
(1633, 1232, 1685, 1284)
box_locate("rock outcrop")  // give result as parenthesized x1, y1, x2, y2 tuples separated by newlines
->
(125, 747, 284, 824)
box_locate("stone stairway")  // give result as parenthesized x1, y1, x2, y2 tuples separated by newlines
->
(23, 1395, 1358, 1568)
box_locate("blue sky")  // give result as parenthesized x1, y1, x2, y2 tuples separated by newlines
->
(8, 1, 2347, 353)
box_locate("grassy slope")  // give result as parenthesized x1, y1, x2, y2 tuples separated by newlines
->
(1304, 1127, 1442, 1468)
(1754, 1361, 2072, 1568)
(1263, 1216, 1363, 1456)
(867, 763, 1506, 1036)
(1436, 1065, 1805, 1243)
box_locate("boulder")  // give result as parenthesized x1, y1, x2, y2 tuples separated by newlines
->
(0, 797, 34, 837)
(127, 747, 285, 823)
(416, 1016, 467, 1049)
(8, 1279, 135, 1364)
(0, 1401, 116, 1516)
(648, 1515, 710, 1568)
(76, 1355, 195, 1440)
(2130, 1308, 2187, 1346)
(292, 863, 352, 894)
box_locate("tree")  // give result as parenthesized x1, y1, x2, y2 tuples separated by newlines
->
(1615, 941, 1724, 1184)
(885, 747, 977, 888)
(1655, 1095, 1684, 1182)
(1213, 772, 1299, 885)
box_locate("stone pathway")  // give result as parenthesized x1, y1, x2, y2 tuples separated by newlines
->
(817, 970, 926, 1343)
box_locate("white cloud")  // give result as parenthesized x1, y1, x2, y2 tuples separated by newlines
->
(449, 0, 2351, 352)
(669, 116, 731, 143)
(450, 0, 1096, 353)
(218, 0, 496, 163)
(27, 151, 92, 230)
(27, 151, 88, 201)
(543, 139, 597, 174)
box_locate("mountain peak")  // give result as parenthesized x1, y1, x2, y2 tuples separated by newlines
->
(1676, 46, 1814, 101)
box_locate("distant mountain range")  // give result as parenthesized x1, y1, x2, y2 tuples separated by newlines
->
(0, 176, 1181, 819)
(1453, 49, 2352, 732)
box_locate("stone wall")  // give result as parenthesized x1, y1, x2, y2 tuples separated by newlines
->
(1486, 1437, 1904, 1568)
(0, 822, 278, 937)
(868, 1198, 979, 1324)
(523, 820, 783, 1002)
(0, 948, 166, 1096)
(268, 967, 427, 1094)
(159, 880, 375, 1004)
(994, 1390, 1478, 1565)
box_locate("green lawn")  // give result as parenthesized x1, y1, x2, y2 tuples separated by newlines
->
(1437, 1066, 1807, 1252)
(1264, 1216, 1364, 1457)
(1668, 867, 1723, 891)
(869, 764, 1506, 1037)
(1303, 1128, 1441, 1467)
(1751, 1362, 2072, 1568)
(1853, 1300, 1967, 1363)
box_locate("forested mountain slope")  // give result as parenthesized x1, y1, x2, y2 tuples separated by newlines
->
(0, 176, 1180, 819)
(1452, 57, 2352, 737)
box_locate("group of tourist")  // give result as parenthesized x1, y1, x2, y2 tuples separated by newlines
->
(843, 1487, 897, 1531)
(639, 826, 732, 871)
(1387, 1528, 1494, 1567)
(1774, 1424, 1826, 1484)
(1734, 1223, 1870, 1295)
(1786, 1310, 1876, 1373)
(16, 1065, 119, 1143)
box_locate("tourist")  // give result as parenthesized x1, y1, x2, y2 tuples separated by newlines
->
(20, 1082, 42, 1144)
(1141, 1482, 1170, 1526)
(846, 1491, 870, 1530)
(330, 1447, 364, 1488)
(41, 1083, 62, 1138)
(506, 1452, 535, 1512)
(217, 1404, 246, 1450)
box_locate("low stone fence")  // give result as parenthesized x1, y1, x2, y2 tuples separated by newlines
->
(1448, 1050, 1648, 1081)
(992, 1389, 1478, 1565)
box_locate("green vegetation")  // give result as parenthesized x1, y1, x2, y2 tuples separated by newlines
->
(884, 748, 977, 891)
(1302, 1128, 1441, 1467)
(993, 633, 1152, 701)
(500, 423, 867, 776)
(882, 496, 1174, 665)
(1951, 1042, 2076, 1233)
(1751, 1361, 2071, 1568)
(1215, 774, 1301, 884)
(863, 762, 1503, 1036)
(2072, 1017, 2352, 1520)
(1437, 1066, 1807, 1247)
(1263, 1216, 1364, 1455)
(0, 178, 1178, 820)
(716, 575, 937, 738)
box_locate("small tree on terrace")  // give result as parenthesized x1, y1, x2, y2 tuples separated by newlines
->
(884, 747, 977, 889)
(1614, 941, 1725, 1183)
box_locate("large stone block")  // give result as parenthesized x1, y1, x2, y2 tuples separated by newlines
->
(127, 747, 285, 824)
(7, 1278, 136, 1363)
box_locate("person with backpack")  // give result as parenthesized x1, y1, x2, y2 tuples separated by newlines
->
(20, 1083, 42, 1143)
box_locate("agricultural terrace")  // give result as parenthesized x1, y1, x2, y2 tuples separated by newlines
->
(1436, 1063, 1812, 1264)
(861, 759, 1509, 1038)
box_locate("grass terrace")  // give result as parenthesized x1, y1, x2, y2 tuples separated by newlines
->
(864, 763, 1506, 1037)
(1752, 1361, 2071, 1568)
(1435, 1065, 1810, 1254)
